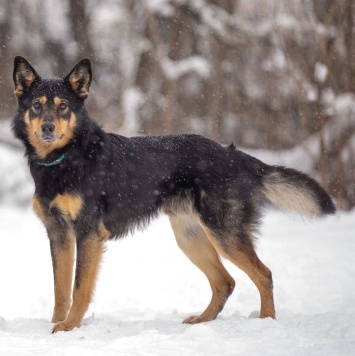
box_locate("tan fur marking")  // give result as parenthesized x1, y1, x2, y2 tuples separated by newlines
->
(199, 224, 275, 319)
(54, 113, 77, 148)
(32, 194, 46, 223)
(25, 112, 52, 158)
(24, 75, 35, 88)
(98, 220, 110, 241)
(14, 87, 24, 96)
(69, 75, 80, 91)
(31, 143, 53, 159)
(80, 89, 89, 98)
(69, 74, 89, 98)
(170, 213, 235, 324)
(39, 96, 47, 105)
(24, 110, 31, 125)
(50, 194, 83, 220)
(54, 96, 61, 106)
(55, 118, 70, 138)
(51, 232, 75, 323)
(52, 235, 106, 332)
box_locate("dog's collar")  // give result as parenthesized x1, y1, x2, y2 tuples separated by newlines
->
(37, 153, 66, 167)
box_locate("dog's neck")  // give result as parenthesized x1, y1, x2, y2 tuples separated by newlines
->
(36, 153, 67, 167)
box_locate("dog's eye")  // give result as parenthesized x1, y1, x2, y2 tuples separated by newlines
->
(33, 101, 41, 110)
(58, 102, 68, 111)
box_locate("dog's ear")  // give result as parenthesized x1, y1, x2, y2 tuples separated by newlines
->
(65, 59, 92, 99)
(13, 56, 41, 97)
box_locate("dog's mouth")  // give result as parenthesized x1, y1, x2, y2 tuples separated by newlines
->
(35, 132, 64, 143)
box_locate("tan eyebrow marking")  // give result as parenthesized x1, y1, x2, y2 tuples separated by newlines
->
(54, 96, 62, 106)
(39, 96, 47, 105)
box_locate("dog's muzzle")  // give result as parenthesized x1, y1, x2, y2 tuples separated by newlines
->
(40, 122, 55, 142)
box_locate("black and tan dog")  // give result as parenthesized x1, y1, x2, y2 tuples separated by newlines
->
(12, 56, 335, 333)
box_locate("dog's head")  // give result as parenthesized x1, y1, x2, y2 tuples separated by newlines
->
(13, 56, 92, 158)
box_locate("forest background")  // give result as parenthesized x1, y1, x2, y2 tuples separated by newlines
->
(0, 0, 354, 210)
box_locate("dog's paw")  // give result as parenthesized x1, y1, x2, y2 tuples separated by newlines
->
(52, 319, 81, 333)
(51, 317, 64, 324)
(183, 315, 211, 324)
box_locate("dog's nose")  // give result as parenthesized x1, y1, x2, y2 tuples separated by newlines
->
(41, 122, 55, 134)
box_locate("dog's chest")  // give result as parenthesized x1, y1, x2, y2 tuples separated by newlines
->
(33, 192, 83, 222)
(48, 193, 83, 221)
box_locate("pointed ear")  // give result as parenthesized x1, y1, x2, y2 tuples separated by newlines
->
(65, 59, 92, 99)
(13, 56, 41, 97)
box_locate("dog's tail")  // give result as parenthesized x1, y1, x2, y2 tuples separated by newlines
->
(261, 165, 336, 217)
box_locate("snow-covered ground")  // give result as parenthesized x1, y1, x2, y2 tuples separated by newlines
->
(0, 205, 354, 355)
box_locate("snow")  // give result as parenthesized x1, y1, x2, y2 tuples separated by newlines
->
(121, 88, 144, 136)
(0, 205, 354, 355)
(0, 144, 32, 207)
(161, 56, 211, 81)
(145, 0, 175, 17)
(314, 62, 328, 83)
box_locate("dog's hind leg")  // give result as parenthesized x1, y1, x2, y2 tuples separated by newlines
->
(200, 225, 275, 319)
(169, 214, 235, 324)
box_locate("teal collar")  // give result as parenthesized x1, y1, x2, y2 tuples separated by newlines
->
(37, 153, 66, 167)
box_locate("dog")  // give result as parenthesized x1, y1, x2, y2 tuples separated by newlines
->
(12, 56, 335, 333)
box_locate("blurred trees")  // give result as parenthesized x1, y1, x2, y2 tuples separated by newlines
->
(0, 0, 354, 209)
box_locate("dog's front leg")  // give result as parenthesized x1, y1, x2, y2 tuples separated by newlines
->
(52, 232, 106, 333)
(33, 195, 76, 324)
(50, 231, 75, 323)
